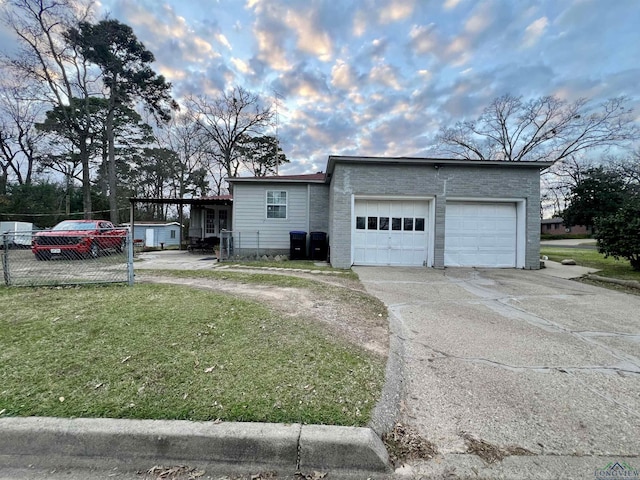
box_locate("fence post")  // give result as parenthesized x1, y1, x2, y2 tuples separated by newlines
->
(127, 230, 134, 286)
(257, 230, 260, 258)
(2, 233, 10, 286)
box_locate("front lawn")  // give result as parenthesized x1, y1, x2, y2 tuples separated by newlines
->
(0, 284, 384, 425)
(540, 247, 640, 281)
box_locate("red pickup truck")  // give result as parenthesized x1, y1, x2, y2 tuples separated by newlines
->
(32, 220, 128, 260)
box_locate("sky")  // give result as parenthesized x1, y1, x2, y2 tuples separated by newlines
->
(11, 0, 640, 175)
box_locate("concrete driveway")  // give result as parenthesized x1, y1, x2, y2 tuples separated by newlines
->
(355, 267, 640, 477)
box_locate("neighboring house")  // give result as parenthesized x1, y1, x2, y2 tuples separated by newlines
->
(125, 222, 182, 248)
(541, 217, 591, 236)
(228, 156, 551, 269)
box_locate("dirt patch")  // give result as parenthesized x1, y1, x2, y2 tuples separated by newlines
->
(136, 270, 389, 358)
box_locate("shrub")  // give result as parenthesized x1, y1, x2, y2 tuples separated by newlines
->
(595, 198, 640, 271)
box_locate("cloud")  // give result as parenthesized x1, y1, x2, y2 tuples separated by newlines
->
(443, 0, 462, 10)
(231, 57, 253, 74)
(284, 9, 333, 62)
(522, 16, 548, 48)
(409, 24, 438, 55)
(369, 63, 403, 90)
(378, 0, 416, 24)
(331, 60, 356, 90)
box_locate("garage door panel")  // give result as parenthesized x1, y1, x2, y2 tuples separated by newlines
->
(445, 202, 516, 268)
(354, 199, 429, 266)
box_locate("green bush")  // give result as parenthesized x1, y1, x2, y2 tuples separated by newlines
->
(595, 199, 640, 271)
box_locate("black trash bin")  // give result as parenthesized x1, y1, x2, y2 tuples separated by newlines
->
(309, 231, 327, 260)
(289, 231, 307, 260)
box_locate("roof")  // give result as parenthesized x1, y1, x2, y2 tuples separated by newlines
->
(228, 173, 326, 184)
(326, 155, 554, 175)
(541, 217, 565, 224)
(122, 222, 182, 227)
(129, 196, 233, 206)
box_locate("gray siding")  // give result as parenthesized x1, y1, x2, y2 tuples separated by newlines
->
(232, 182, 311, 255)
(329, 163, 542, 269)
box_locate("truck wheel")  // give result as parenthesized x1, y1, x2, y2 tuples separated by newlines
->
(89, 242, 100, 259)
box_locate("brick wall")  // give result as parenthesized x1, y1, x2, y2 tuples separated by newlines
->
(329, 162, 542, 269)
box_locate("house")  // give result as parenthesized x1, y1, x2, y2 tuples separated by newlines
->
(541, 217, 591, 236)
(227, 156, 551, 269)
(125, 222, 182, 248)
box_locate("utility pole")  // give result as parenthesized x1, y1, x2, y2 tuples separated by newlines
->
(273, 90, 282, 175)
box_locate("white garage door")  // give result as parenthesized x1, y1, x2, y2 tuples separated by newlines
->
(445, 202, 517, 267)
(353, 200, 429, 266)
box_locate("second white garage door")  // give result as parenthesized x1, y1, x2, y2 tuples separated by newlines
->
(353, 200, 429, 266)
(445, 202, 517, 267)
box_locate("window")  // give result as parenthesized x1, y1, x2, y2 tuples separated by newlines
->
(205, 210, 215, 234)
(267, 191, 287, 219)
(415, 218, 425, 231)
(403, 218, 414, 231)
(368, 217, 378, 230)
(170, 230, 176, 239)
(356, 217, 366, 229)
(379, 217, 389, 230)
(392, 218, 402, 231)
(219, 210, 228, 230)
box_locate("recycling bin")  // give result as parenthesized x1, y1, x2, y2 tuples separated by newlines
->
(289, 231, 307, 260)
(309, 231, 327, 260)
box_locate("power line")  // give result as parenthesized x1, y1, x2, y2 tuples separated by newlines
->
(0, 207, 129, 218)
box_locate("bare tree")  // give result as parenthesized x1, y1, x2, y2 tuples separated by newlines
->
(2, 0, 98, 217)
(155, 113, 209, 199)
(0, 77, 46, 194)
(437, 94, 638, 163)
(186, 86, 273, 185)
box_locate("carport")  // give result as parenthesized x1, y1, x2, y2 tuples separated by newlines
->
(128, 196, 233, 250)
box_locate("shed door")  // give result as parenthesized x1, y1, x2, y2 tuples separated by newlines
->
(145, 228, 155, 248)
(444, 202, 517, 267)
(353, 200, 429, 266)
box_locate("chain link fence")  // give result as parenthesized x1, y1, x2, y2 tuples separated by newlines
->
(2, 230, 133, 287)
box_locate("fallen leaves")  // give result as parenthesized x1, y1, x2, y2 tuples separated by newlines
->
(460, 431, 535, 464)
(382, 423, 438, 466)
(144, 465, 205, 479)
(294, 471, 327, 480)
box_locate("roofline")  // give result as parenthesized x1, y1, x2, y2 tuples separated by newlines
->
(326, 155, 554, 175)
(227, 177, 326, 184)
(129, 197, 233, 206)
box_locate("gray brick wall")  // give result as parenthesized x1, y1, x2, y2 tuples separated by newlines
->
(328, 162, 542, 269)
(308, 184, 330, 234)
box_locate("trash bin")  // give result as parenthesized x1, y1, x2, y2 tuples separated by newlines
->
(309, 231, 327, 260)
(289, 231, 307, 260)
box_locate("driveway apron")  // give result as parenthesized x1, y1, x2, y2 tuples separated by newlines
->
(355, 267, 640, 459)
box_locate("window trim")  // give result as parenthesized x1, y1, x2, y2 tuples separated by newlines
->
(266, 190, 288, 220)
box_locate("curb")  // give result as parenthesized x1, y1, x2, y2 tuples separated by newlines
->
(586, 274, 640, 290)
(0, 417, 391, 475)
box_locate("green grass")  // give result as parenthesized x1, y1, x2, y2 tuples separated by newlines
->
(0, 284, 385, 425)
(541, 247, 640, 281)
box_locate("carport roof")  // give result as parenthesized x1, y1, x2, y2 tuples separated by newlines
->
(128, 196, 232, 206)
